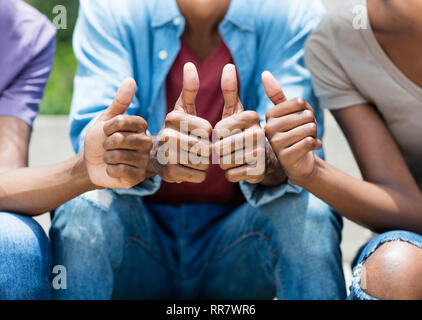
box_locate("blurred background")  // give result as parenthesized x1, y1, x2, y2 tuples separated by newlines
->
(25, 0, 79, 115)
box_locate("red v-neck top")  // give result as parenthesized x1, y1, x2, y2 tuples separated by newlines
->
(145, 39, 245, 205)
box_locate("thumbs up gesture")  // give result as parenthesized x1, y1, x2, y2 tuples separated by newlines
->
(84, 78, 153, 189)
(149, 62, 213, 183)
(214, 64, 266, 184)
(263, 71, 322, 184)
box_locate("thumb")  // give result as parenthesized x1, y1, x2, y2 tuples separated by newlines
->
(174, 62, 200, 115)
(221, 64, 243, 119)
(99, 78, 137, 121)
(262, 71, 287, 105)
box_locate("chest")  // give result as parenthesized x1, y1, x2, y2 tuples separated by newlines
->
(381, 41, 422, 88)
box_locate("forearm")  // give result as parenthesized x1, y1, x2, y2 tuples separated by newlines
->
(297, 157, 422, 234)
(0, 152, 96, 215)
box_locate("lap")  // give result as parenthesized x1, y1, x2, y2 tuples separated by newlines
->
(51, 189, 343, 299)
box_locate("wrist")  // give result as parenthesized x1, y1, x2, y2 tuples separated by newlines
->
(74, 151, 97, 192)
(289, 155, 324, 188)
(147, 135, 161, 177)
(261, 141, 287, 186)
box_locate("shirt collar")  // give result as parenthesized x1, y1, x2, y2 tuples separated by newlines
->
(151, 0, 181, 28)
(151, 0, 255, 31)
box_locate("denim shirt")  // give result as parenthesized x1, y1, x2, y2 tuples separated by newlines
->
(70, 0, 326, 207)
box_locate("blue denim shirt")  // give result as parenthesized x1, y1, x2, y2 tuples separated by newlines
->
(70, 0, 326, 207)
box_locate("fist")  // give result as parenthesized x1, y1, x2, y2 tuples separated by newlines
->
(150, 62, 212, 183)
(84, 78, 153, 189)
(263, 71, 322, 183)
(214, 64, 266, 184)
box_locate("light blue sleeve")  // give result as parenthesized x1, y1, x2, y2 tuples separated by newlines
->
(70, 0, 160, 196)
(240, 0, 326, 207)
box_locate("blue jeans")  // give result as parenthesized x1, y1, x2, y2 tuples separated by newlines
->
(50, 189, 346, 299)
(0, 212, 52, 299)
(348, 230, 422, 300)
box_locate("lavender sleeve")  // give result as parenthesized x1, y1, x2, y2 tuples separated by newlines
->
(0, 1, 56, 126)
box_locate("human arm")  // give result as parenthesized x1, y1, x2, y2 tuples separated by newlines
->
(0, 79, 152, 215)
(264, 72, 422, 234)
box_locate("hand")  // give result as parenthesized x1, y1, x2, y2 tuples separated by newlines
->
(149, 62, 212, 183)
(263, 71, 322, 184)
(84, 78, 153, 189)
(213, 64, 266, 184)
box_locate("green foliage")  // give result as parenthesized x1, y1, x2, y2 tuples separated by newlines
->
(41, 42, 77, 115)
(25, 0, 79, 114)
(25, 0, 79, 43)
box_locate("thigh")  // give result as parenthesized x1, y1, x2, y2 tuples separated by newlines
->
(50, 189, 171, 299)
(0, 212, 51, 299)
(197, 190, 345, 299)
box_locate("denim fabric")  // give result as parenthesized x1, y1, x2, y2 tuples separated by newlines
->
(0, 212, 52, 299)
(348, 230, 422, 300)
(69, 0, 326, 207)
(50, 189, 345, 300)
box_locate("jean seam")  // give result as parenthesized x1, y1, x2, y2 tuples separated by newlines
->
(199, 230, 286, 299)
(111, 236, 163, 272)
(208, 231, 271, 263)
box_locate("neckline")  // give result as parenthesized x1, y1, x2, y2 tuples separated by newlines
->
(360, 0, 422, 101)
(180, 38, 225, 65)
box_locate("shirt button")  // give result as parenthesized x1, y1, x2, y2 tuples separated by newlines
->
(173, 17, 181, 26)
(158, 50, 168, 60)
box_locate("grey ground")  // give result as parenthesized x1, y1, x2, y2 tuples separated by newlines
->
(30, 0, 369, 292)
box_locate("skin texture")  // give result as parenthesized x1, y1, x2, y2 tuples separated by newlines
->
(86, 78, 152, 190)
(368, 0, 422, 88)
(0, 79, 152, 215)
(176, 0, 231, 60)
(363, 241, 422, 300)
(149, 62, 212, 184)
(264, 0, 422, 300)
(0, 117, 31, 173)
(215, 65, 286, 185)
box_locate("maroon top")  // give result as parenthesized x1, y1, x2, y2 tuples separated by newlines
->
(145, 39, 245, 205)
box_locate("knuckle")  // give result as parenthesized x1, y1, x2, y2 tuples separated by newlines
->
(265, 120, 278, 136)
(161, 128, 174, 141)
(295, 97, 307, 108)
(225, 170, 235, 183)
(138, 117, 148, 131)
(112, 132, 126, 146)
(302, 110, 314, 122)
(306, 122, 318, 135)
(142, 136, 153, 151)
(165, 111, 181, 126)
(304, 137, 315, 147)
(242, 110, 260, 123)
(114, 115, 126, 128)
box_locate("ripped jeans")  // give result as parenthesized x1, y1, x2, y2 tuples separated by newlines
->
(50, 189, 345, 300)
(348, 230, 422, 300)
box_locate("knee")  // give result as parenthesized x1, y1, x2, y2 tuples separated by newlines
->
(0, 212, 51, 299)
(51, 190, 115, 243)
(362, 240, 422, 300)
